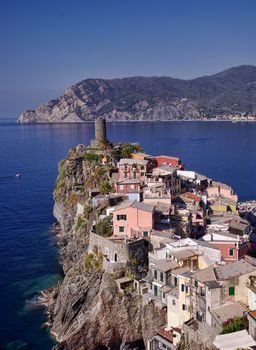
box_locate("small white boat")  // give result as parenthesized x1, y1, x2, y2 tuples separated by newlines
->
(15, 173, 21, 178)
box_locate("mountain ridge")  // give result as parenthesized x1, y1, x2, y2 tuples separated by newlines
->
(18, 65, 256, 123)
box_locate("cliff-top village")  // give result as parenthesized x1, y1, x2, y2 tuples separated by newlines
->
(60, 118, 256, 350)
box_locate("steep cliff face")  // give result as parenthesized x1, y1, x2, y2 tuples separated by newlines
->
(17, 65, 256, 123)
(49, 145, 166, 350)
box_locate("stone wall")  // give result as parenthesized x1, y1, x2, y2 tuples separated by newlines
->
(88, 232, 152, 273)
(88, 232, 130, 263)
(182, 320, 218, 350)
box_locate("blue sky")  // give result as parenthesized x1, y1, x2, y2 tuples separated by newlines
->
(0, 0, 256, 117)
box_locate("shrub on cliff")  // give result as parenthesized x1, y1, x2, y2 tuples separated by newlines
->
(84, 252, 103, 272)
(76, 215, 87, 231)
(95, 216, 112, 237)
(84, 153, 101, 162)
(54, 159, 66, 200)
(120, 143, 143, 158)
(99, 180, 114, 195)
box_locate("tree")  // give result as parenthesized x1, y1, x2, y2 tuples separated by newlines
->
(99, 180, 114, 194)
(95, 217, 112, 237)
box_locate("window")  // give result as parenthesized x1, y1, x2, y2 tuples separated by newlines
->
(182, 304, 186, 311)
(195, 280, 198, 288)
(143, 231, 148, 238)
(229, 287, 235, 296)
(172, 299, 176, 306)
(119, 226, 125, 233)
(160, 272, 164, 282)
(141, 172, 145, 176)
(117, 214, 126, 221)
(154, 270, 157, 279)
(229, 248, 234, 256)
(185, 286, 189, 293)
(141, 166, 145, 170)
(181, 284, 185, 292)
(174, 277, 178, 287)
(133, 172, 137, 179)
(154, 285, 158, 297)
(162, 292, 166, 299)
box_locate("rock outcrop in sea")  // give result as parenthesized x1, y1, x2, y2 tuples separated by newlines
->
(48, 145, 166, 350)
(18, 65, 256, 123)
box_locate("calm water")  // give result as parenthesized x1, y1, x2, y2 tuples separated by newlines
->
(1, 119, 256, 349)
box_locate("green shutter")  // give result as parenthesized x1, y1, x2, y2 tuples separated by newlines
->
(229, 287, 235, 296)
(119, 226, 124, 233)
(143, 231, 148, 237)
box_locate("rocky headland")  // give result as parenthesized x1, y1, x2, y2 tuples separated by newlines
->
(18, 65, 256, 123)
(47, 144, 166, 350)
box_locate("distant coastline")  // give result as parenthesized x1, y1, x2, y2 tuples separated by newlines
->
(17, 65, 256, 124)
(16, 118, 256, 124)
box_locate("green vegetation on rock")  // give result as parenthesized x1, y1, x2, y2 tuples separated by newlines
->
(54, 159, 66, 200)
(120, 143, 143, 158)
(84, 252, 103, 272)
(95, 216, 112, 237)
(99, 180, 114, 195)
(76, 216, 87, 232)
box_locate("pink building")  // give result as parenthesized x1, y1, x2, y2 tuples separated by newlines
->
(206, 181, 238, 202)
(113, 200, 155, 238)
(117, 158, 149, 182)
(201, 231, 248, 261)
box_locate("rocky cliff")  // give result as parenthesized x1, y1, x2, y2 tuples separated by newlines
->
(48, 145, 166, 350)
(18, 65, 256, 123)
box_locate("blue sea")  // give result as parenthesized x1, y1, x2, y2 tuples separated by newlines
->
(1, 119, 256, 350)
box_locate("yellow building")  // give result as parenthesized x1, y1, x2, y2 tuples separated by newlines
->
(167, 268, 192, 328)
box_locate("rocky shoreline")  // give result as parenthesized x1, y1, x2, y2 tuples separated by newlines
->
(40, 145, 167, 350)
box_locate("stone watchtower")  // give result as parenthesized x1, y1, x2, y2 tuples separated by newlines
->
(90, 118, 107, 147)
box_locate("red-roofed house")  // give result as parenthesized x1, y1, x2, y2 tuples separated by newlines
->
(156, 155, 183, 169)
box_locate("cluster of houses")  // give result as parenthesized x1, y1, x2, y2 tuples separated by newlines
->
(82, 147, 256, 350)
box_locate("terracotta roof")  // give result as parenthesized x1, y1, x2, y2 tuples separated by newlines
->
(181, 192, 201, 203)
(249, 310, 256, 320)
(157, 328, 173, 343)
(156, 155, 181, 161)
